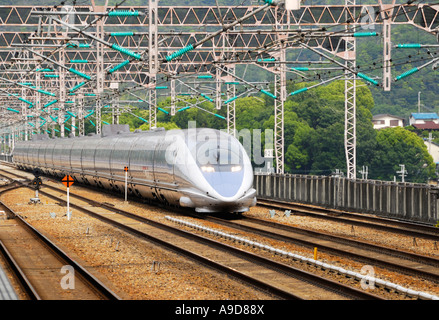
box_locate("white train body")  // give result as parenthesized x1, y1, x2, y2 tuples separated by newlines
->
(12, 125, 256, 213)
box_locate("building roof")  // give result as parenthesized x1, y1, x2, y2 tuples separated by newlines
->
(410, 113, 439, 120)
(412, 121, 439, 130)
(372, 114, 404, 120)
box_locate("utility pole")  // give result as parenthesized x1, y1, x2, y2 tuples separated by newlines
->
(397, 164, 407, 182)
(359, 166, 368, 179)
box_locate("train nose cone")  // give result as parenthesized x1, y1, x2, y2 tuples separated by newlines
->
(202, 171, 244, 198)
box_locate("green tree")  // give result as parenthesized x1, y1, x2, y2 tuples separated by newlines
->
(263, 108, 314, 172)
(369, 127, 435, 182)
(286, 80, 377, 175)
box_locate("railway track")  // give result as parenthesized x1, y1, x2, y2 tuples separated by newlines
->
(257, 198, 439, 241)
(191, 212, 439, 284)
(0, 166, 383, 300)
(0, 198, 120, 300)
(3, 164, 439, 299)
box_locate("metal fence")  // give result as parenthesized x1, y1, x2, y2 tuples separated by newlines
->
(0, 154, 12, 162)
(254, 173, 439, 224)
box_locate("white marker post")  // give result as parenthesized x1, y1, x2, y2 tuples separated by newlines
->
(67, 187, 71, 220)
(62, 175, 74, 220)
(124, 166, 128, 203)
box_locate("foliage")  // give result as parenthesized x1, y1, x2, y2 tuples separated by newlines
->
(369, 127, 435, 182)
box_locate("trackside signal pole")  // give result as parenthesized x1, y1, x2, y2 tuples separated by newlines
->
(62, 175, 74, 220)
(124, 166, 128, 203)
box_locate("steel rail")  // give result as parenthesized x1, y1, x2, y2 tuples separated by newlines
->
(0, 238, 40, 300)
(34, 182, 383, 300)
(0, 199, 121, 300)
(257, 198, 439, 241)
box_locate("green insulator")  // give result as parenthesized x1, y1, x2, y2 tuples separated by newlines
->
(108, 10, 140, 16)
(84, 110, 94, 119)
(108, 60, 130, 74)
(397, 43, 421, 48)
(291, 67, 309, 71)
(18, 97, 33, 105)
(201, 93, 214, 102)
(353, 32, 377, 37)
(289, 87, 308, 96)
(69, 68, 91, 80)
(357, 73, 379, 86)
(111, 44, 142, 60)
(224, 96, 238, 104)
(69, 82, 86, 93)
(165, 44, 194, 62)
(260, 89, 277, 99)
(37, 89, 56, 97)
(177, 107, 190, 112)
(158, 107, 169, 115)
(395, 67, 419, 81)
(70, 60, 88, 63)
(110, 32, 134, 37)
(43, 99, 58, 108)
(257, 58, 276, 62)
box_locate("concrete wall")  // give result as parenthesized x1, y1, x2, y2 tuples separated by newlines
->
(254, 173, 439, 224)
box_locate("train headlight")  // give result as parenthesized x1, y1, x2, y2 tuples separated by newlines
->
(201, 166, 215, 173)
(231, 165, 242, 172)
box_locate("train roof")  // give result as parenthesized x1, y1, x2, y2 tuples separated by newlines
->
(25, 125, 232, 144)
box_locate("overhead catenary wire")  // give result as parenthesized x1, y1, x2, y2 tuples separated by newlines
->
(1, 0, 438, 136)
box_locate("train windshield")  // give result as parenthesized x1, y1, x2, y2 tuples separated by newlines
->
(193, 132, 245, 197)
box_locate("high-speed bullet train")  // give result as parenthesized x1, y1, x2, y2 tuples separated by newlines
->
(12, 125, 256, 213)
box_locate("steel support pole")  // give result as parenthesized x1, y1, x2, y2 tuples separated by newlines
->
(380, 0, 396, 92)
(344, 0, 357, 179)
(274, 7, 287, 174)
(149, 0, 159, 129)
(94, 5, 106, 135)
